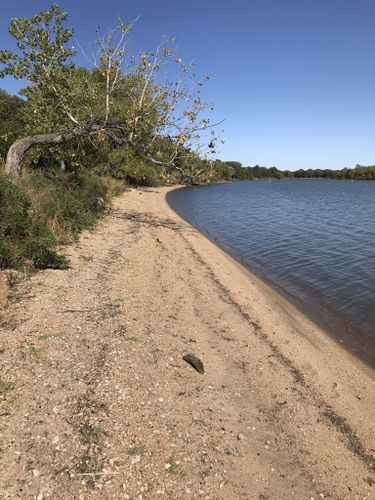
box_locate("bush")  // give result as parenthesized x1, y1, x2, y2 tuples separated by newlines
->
(21, 170, 123, 240)
(107, 147, 162, 187)
(0, 169, 124, 270)
(0, 171, 67, 269)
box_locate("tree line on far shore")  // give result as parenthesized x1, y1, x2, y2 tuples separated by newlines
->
(213, 161, 375, 181)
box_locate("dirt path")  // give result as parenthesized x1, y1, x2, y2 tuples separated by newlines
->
(0, 187, 374, 500)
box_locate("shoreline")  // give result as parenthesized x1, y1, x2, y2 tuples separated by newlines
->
(167, 184, 375, 370)
(165, 186, 374, 376)
(0, 186, 374, 498)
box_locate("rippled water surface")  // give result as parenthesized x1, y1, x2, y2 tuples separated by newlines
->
(167, 180, 375, 358)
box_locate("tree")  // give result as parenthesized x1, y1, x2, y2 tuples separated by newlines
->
(0, 4, 219, 181)
(0, 89, 25, 159)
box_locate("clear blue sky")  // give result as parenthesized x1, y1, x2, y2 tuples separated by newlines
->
(1, 0, 375, 170)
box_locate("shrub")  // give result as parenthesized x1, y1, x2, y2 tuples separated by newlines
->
(0, 171, 67, 269)
(21, 170, 123, 241)
(107, 147, 162, 187)
(0, 168, 124, 270)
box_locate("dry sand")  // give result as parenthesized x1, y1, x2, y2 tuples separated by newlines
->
(0, 186, 374, 499)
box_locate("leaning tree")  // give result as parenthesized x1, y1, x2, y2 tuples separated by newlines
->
(0, 4, 220, 181)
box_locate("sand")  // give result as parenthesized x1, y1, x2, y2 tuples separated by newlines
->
(0, 186, 374, 499)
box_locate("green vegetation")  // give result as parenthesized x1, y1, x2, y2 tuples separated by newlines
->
(27, 345, 46, 362)
(38, 332, 65, 340)
(127, 445, 146, 456)
(0, 4, 218, 181)
(214, 161, 375, 181)
(0, 168, 122, 270)
(166, 457, 179, 475)
(80, 423, 105, 443)
(0, 170, 67, 269)
(0, 379, 15, 393)
(0, 89, 25, 159)
(0, 5, 373, 272)
(0, 4, 221, 270)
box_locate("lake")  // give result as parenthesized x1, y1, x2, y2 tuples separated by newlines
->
(167, 180, 375, 365)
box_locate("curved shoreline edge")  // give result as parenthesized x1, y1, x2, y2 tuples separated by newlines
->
(0, 185, 374, 498)
(166, 185, 375, 370)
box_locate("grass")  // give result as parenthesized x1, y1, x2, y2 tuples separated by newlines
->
(166, 457, 179, 475)
(20, 344, 46, 363)
(38, 332, 65, 341)
(25, 461, 35, 473)
(28, 346, 46, 362)
(0, 170, 67, 269)
(0, 273, 7, 306)
(127, 445, 146, 456)
(22, 170, 123, 241)
(80, 424, 105, 443)
(0, 379, 15, 393)
(4, 270, 24, 288)
(100, 301, 123, 319)
(0, 168, 123, 271)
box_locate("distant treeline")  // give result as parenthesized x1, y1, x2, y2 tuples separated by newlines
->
(213, 161, 375, 181)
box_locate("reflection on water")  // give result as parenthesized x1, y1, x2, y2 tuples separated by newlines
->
(167, 180, 375, 362)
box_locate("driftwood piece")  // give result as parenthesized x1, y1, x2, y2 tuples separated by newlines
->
(183, 353, 205, 374)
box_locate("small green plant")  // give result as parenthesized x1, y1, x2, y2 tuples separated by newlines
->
(25, 461, 35, 473)
(38, 332, 65, 341)
(127, 445, 146, 456)
(166, 457, 179, 475)
(21, 344, 45, 362)
(4, 270, 23, 288)
(29, 346, 45, 362)
(80, 424, 105, 443)
(100, 301, 123, 319)
(0, 379, 15, 393)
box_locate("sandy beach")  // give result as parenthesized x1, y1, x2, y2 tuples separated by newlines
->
(0, 186, 374, 499)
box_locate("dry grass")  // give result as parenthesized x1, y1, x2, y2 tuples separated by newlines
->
(0, 272, 9, 308)
(1, 169, 124, 270)
(25, 184, 73, 242)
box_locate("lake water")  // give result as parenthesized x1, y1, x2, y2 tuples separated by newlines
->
(167, 180, 375, 365)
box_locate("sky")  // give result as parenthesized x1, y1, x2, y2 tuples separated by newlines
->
(1, 0, 375, 170)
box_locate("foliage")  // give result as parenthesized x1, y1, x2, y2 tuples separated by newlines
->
(0, 89, 25, 159)
(0, 4, 76, 130)
(0, 4, 219, 182)
(0, 168, 123, 270)
(106, 147, 161, 186)
(0, 3, 222, 270)
(21, 170, 123, 239)
(0, 170, 66, 269)
(227, 163, 375, 181)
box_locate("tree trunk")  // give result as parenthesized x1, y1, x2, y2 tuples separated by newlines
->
(4, 125, 103, 181)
